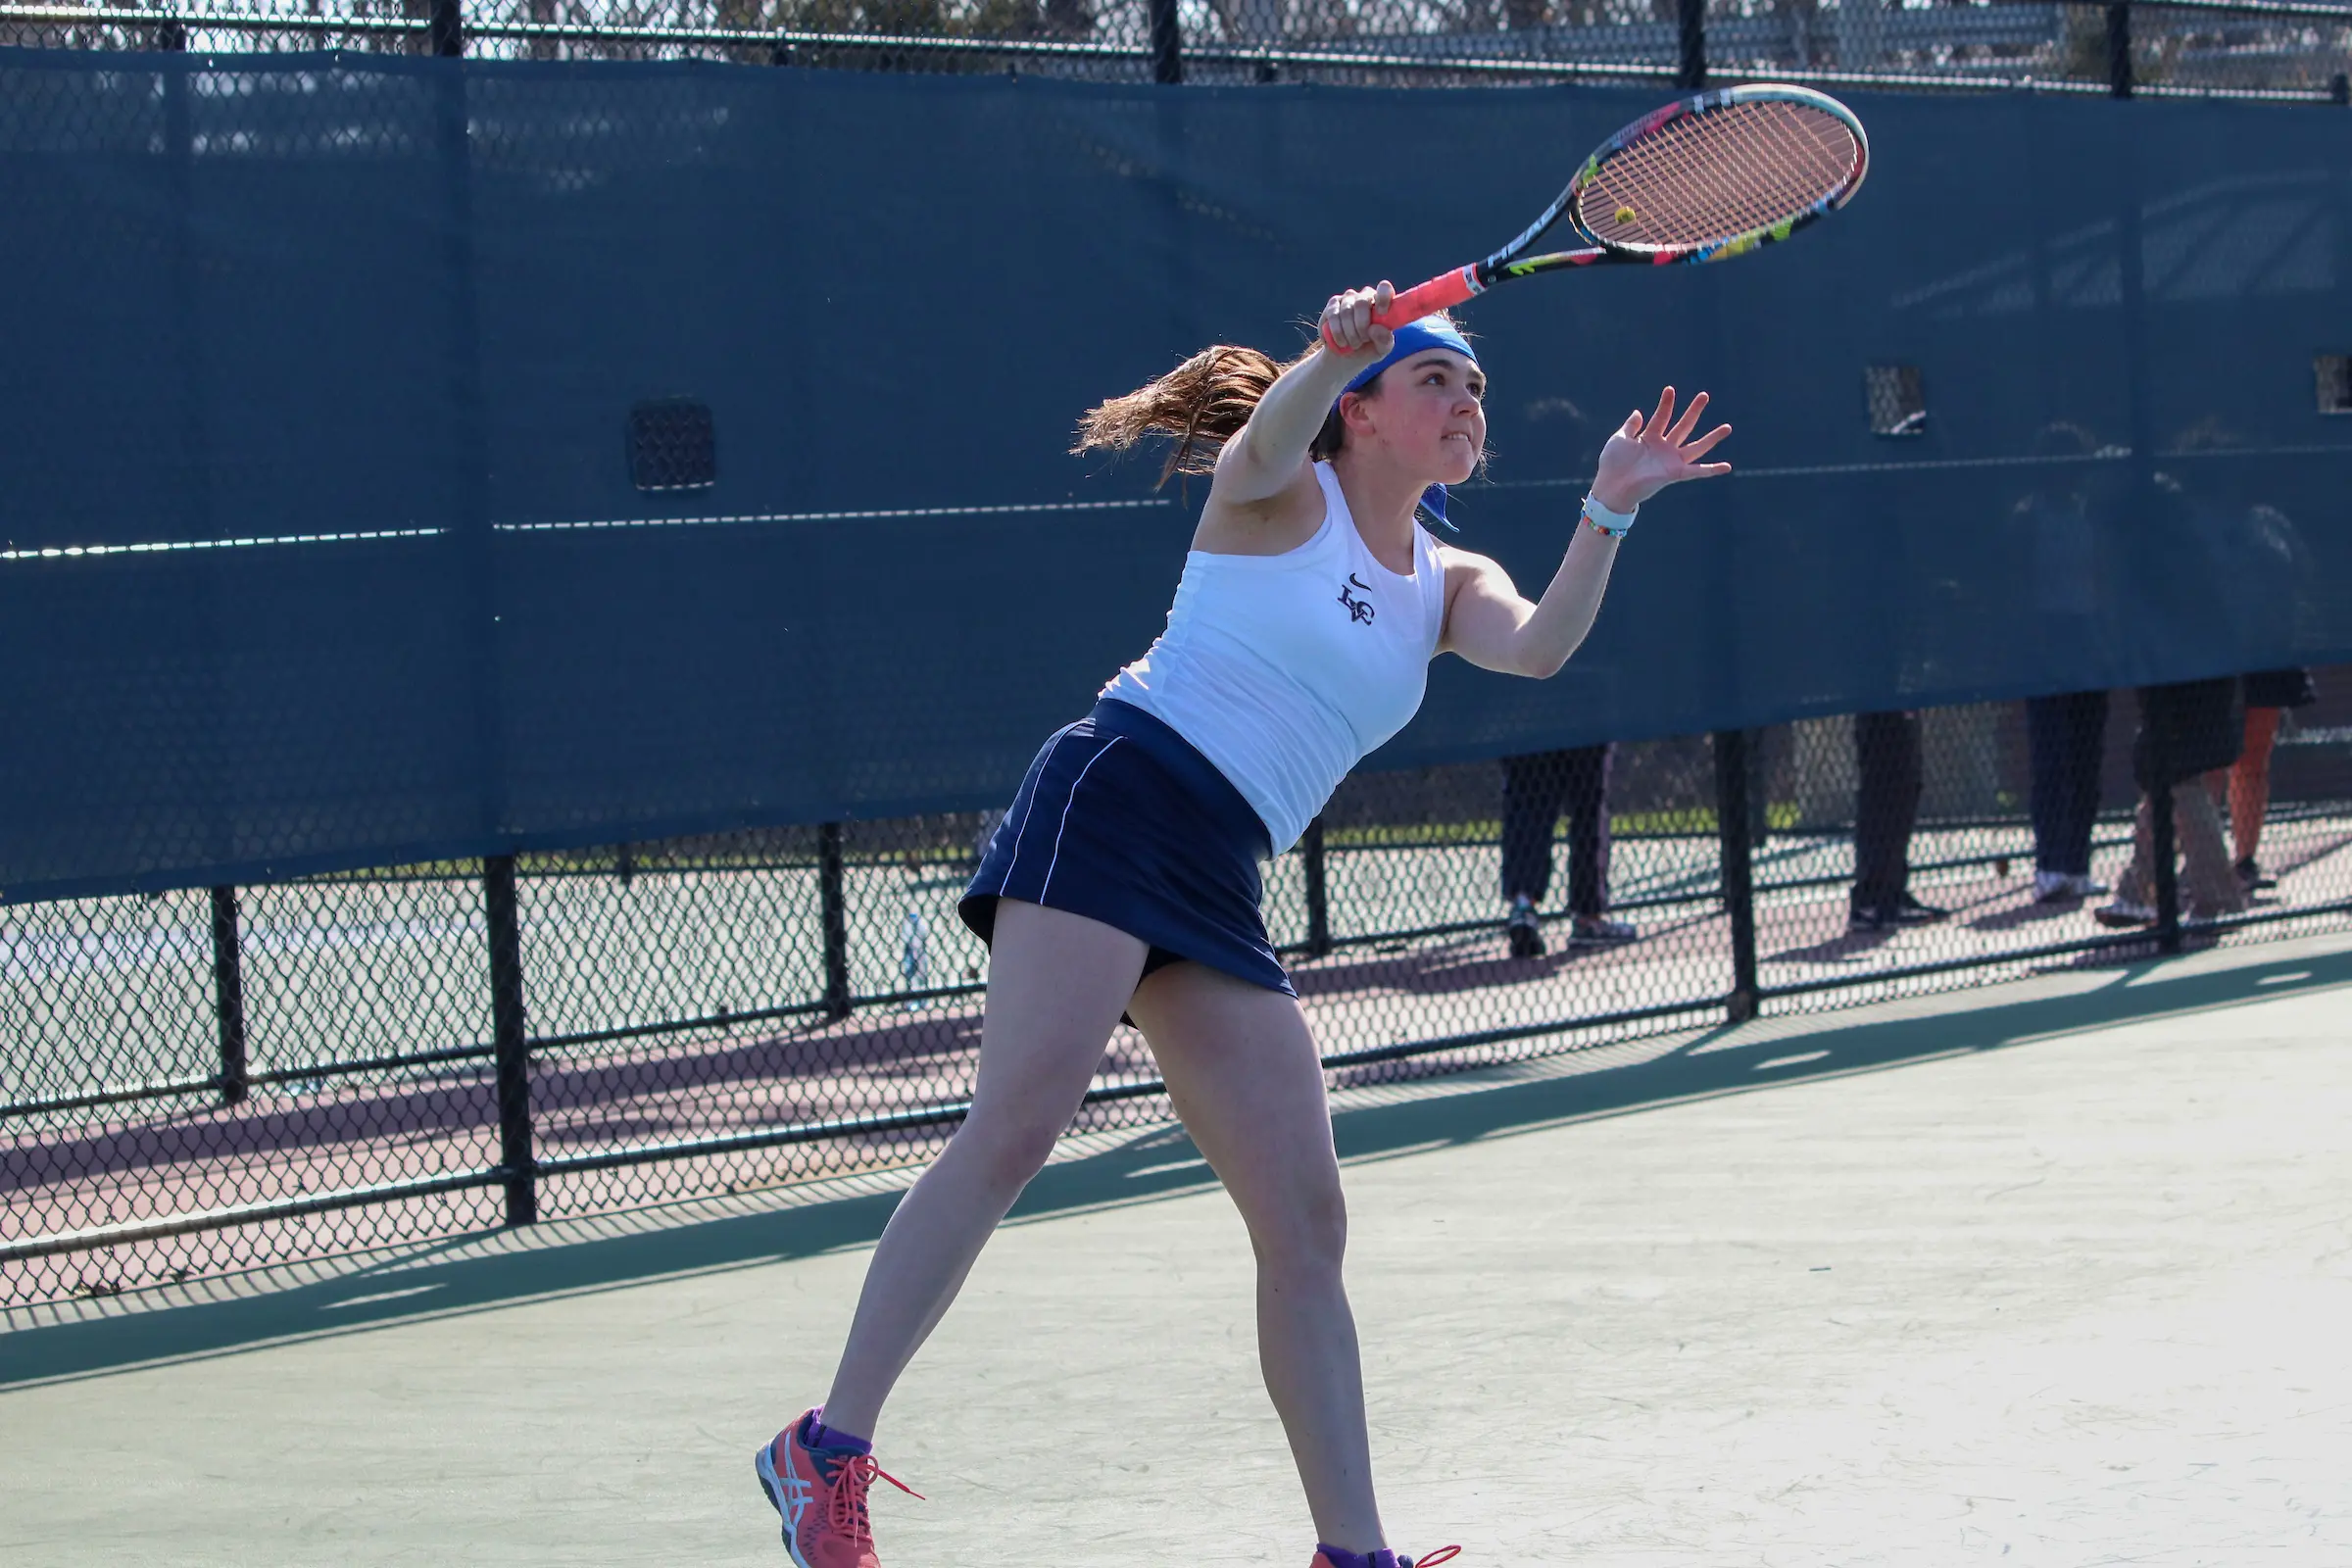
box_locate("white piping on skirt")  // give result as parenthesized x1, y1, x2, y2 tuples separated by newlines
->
(1039, 738, 1124, 904)
(1000, 722, 1081, 896)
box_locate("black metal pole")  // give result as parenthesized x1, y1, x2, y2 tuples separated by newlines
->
(1302, 816, 1333, 959)
(1676, 0, 1706, 90)
(483, 855, 537, 1225)
(2105, 1, 2132, 98)
(429, 0, 465, 57)
(1148, 0, 1184, 84)
(819, 822, 853, 1020)
(2332, 72, 2350, 106)
(210, 887, 249, 1107)
(1713, 730, 1759, 1021)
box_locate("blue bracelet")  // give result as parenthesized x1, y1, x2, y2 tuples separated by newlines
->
(1582, 493, 1638, 539)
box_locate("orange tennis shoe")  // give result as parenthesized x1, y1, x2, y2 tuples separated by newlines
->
(754, 1410, 922, 1568)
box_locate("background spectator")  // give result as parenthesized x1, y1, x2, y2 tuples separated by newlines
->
(2099, 677, 2247, 926)
(2026, 693, 2110, 903)
(1850, 710, 1948, 930)
(1501, 745, 1634, 958)
(2217, 667, 2316, 893)
(2018, 422, 2114, 905)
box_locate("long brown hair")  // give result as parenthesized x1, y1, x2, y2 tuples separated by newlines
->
(1072, 313, 1466, 486)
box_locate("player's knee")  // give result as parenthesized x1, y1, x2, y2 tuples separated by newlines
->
(1253, 1179, 1348, 1278)
(952, 1109, 1064, 1196)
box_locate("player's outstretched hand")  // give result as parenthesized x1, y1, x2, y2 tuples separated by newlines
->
(1592, 387, 1732, 514)
(1320, 282, 1396, 362)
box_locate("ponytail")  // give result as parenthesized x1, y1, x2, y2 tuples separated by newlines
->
(1073, 342, 1345, 485)
(1073, 310, 1468, 486)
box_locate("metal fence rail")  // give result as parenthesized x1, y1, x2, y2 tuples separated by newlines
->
(5, 0, 2352, 99)
(9, 678, 2351, 1307)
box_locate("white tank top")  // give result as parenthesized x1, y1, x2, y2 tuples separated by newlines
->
(1102, 463, 1448, 854)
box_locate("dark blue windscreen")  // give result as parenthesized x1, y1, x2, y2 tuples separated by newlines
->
(3, 54, 2347, 901)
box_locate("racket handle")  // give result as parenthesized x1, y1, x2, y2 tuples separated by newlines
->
(1375, 267, 1479, 327)
(1319, 267, 1481, 352)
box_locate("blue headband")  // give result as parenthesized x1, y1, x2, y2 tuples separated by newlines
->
(1337, 318, 1480, 531)
(1342, 318, 1479, 394)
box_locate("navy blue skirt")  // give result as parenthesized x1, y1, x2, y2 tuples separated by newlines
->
(958, 699, 1295, 999)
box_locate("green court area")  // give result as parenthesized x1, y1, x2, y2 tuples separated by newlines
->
(5, 933, 2348, 1565)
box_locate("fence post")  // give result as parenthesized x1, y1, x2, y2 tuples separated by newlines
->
(2332, 72, 2350, 105)
(2104, 1, 2132, 97)
(1147, 0, 1184, 84)
(209, 887, 249, 1106)
(429, 0, 465, 56)
(1302, 815, 1333, 959)
(819, 822, 853, 1019)
(483, 855, 537, 1225)
(1676, 0, 1706, 90)
(1712, 730, 1759, 1021)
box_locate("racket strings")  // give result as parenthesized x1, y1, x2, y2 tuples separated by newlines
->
(1594, 105, 1841, 241)
(1577, 100, 1857, 251)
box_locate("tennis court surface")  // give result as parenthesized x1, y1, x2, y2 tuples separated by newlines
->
(5, 932, 2348, 1566)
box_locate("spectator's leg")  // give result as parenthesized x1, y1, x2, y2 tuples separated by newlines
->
(2025, 695, 2070, 874)
(1499, 753, 1570, 906)
(1562, 744, 1613, 919)
(2058, 690, 2109, 878)
(2113, 792, 2156, 908)
(1853, 710, 1924, 908)
(2171, 781, 2245, 918)
(2230, 707, 2281, 868)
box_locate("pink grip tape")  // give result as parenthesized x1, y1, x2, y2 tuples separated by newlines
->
(1374, 267, 1478, 327)
(1319, 267, 1478, 351)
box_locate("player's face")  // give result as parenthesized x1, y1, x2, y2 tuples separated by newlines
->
(1378, 349, 1486, 484)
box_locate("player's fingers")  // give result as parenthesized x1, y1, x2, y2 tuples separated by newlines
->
(1622, 410, 1644, 438)
(1320, 295, 1350, 351)
(1693, 462, 1733, 477)
(1685, 422, 1734, 459)
(1364, 323, 1394, 361)
(1667, 390, 1710, 445)
(1373, 278, 1396, 313)
(1648, 386, 1676, 436)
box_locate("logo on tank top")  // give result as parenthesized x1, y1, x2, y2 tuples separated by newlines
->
(1338, 573, 1377, 625)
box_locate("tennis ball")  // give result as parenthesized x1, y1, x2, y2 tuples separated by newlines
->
(1614, 205, 1638, 224)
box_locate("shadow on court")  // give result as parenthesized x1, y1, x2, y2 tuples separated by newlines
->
(6, 944, 2348, 1392)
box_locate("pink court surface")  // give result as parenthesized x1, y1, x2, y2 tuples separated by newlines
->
(4, 931, 2349, 1566)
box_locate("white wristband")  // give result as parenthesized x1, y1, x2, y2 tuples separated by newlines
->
(1582, 493, 1638, 539)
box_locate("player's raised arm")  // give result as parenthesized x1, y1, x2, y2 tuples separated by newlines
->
(1210, 283, 1396, 506)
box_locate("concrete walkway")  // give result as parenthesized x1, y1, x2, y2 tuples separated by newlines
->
(5, 936, 2350, 1566)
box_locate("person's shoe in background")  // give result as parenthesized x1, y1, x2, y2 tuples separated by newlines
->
(1505, 895, 1544, 959)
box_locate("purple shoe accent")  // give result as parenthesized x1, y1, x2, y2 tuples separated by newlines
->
(1316, 1547, 1405, 1568)
(801, 1409, 873, 1457)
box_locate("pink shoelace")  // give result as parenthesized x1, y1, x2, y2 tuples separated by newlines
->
(825, 1453, 925, 1543)
(1404, 1549, 1463, 1568)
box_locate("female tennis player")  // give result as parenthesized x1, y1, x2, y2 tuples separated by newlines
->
(756, 280, 1732, 1568)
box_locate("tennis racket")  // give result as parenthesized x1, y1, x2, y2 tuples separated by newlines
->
(1324, 83, 1868, 346)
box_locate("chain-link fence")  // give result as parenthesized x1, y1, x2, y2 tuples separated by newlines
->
(9, 671, 2350, 1307)
(5, 0, 2351, 98)
(8, 4, 2352, 1310)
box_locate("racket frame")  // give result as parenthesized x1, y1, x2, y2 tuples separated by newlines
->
(1363, 83, 1870, 332)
